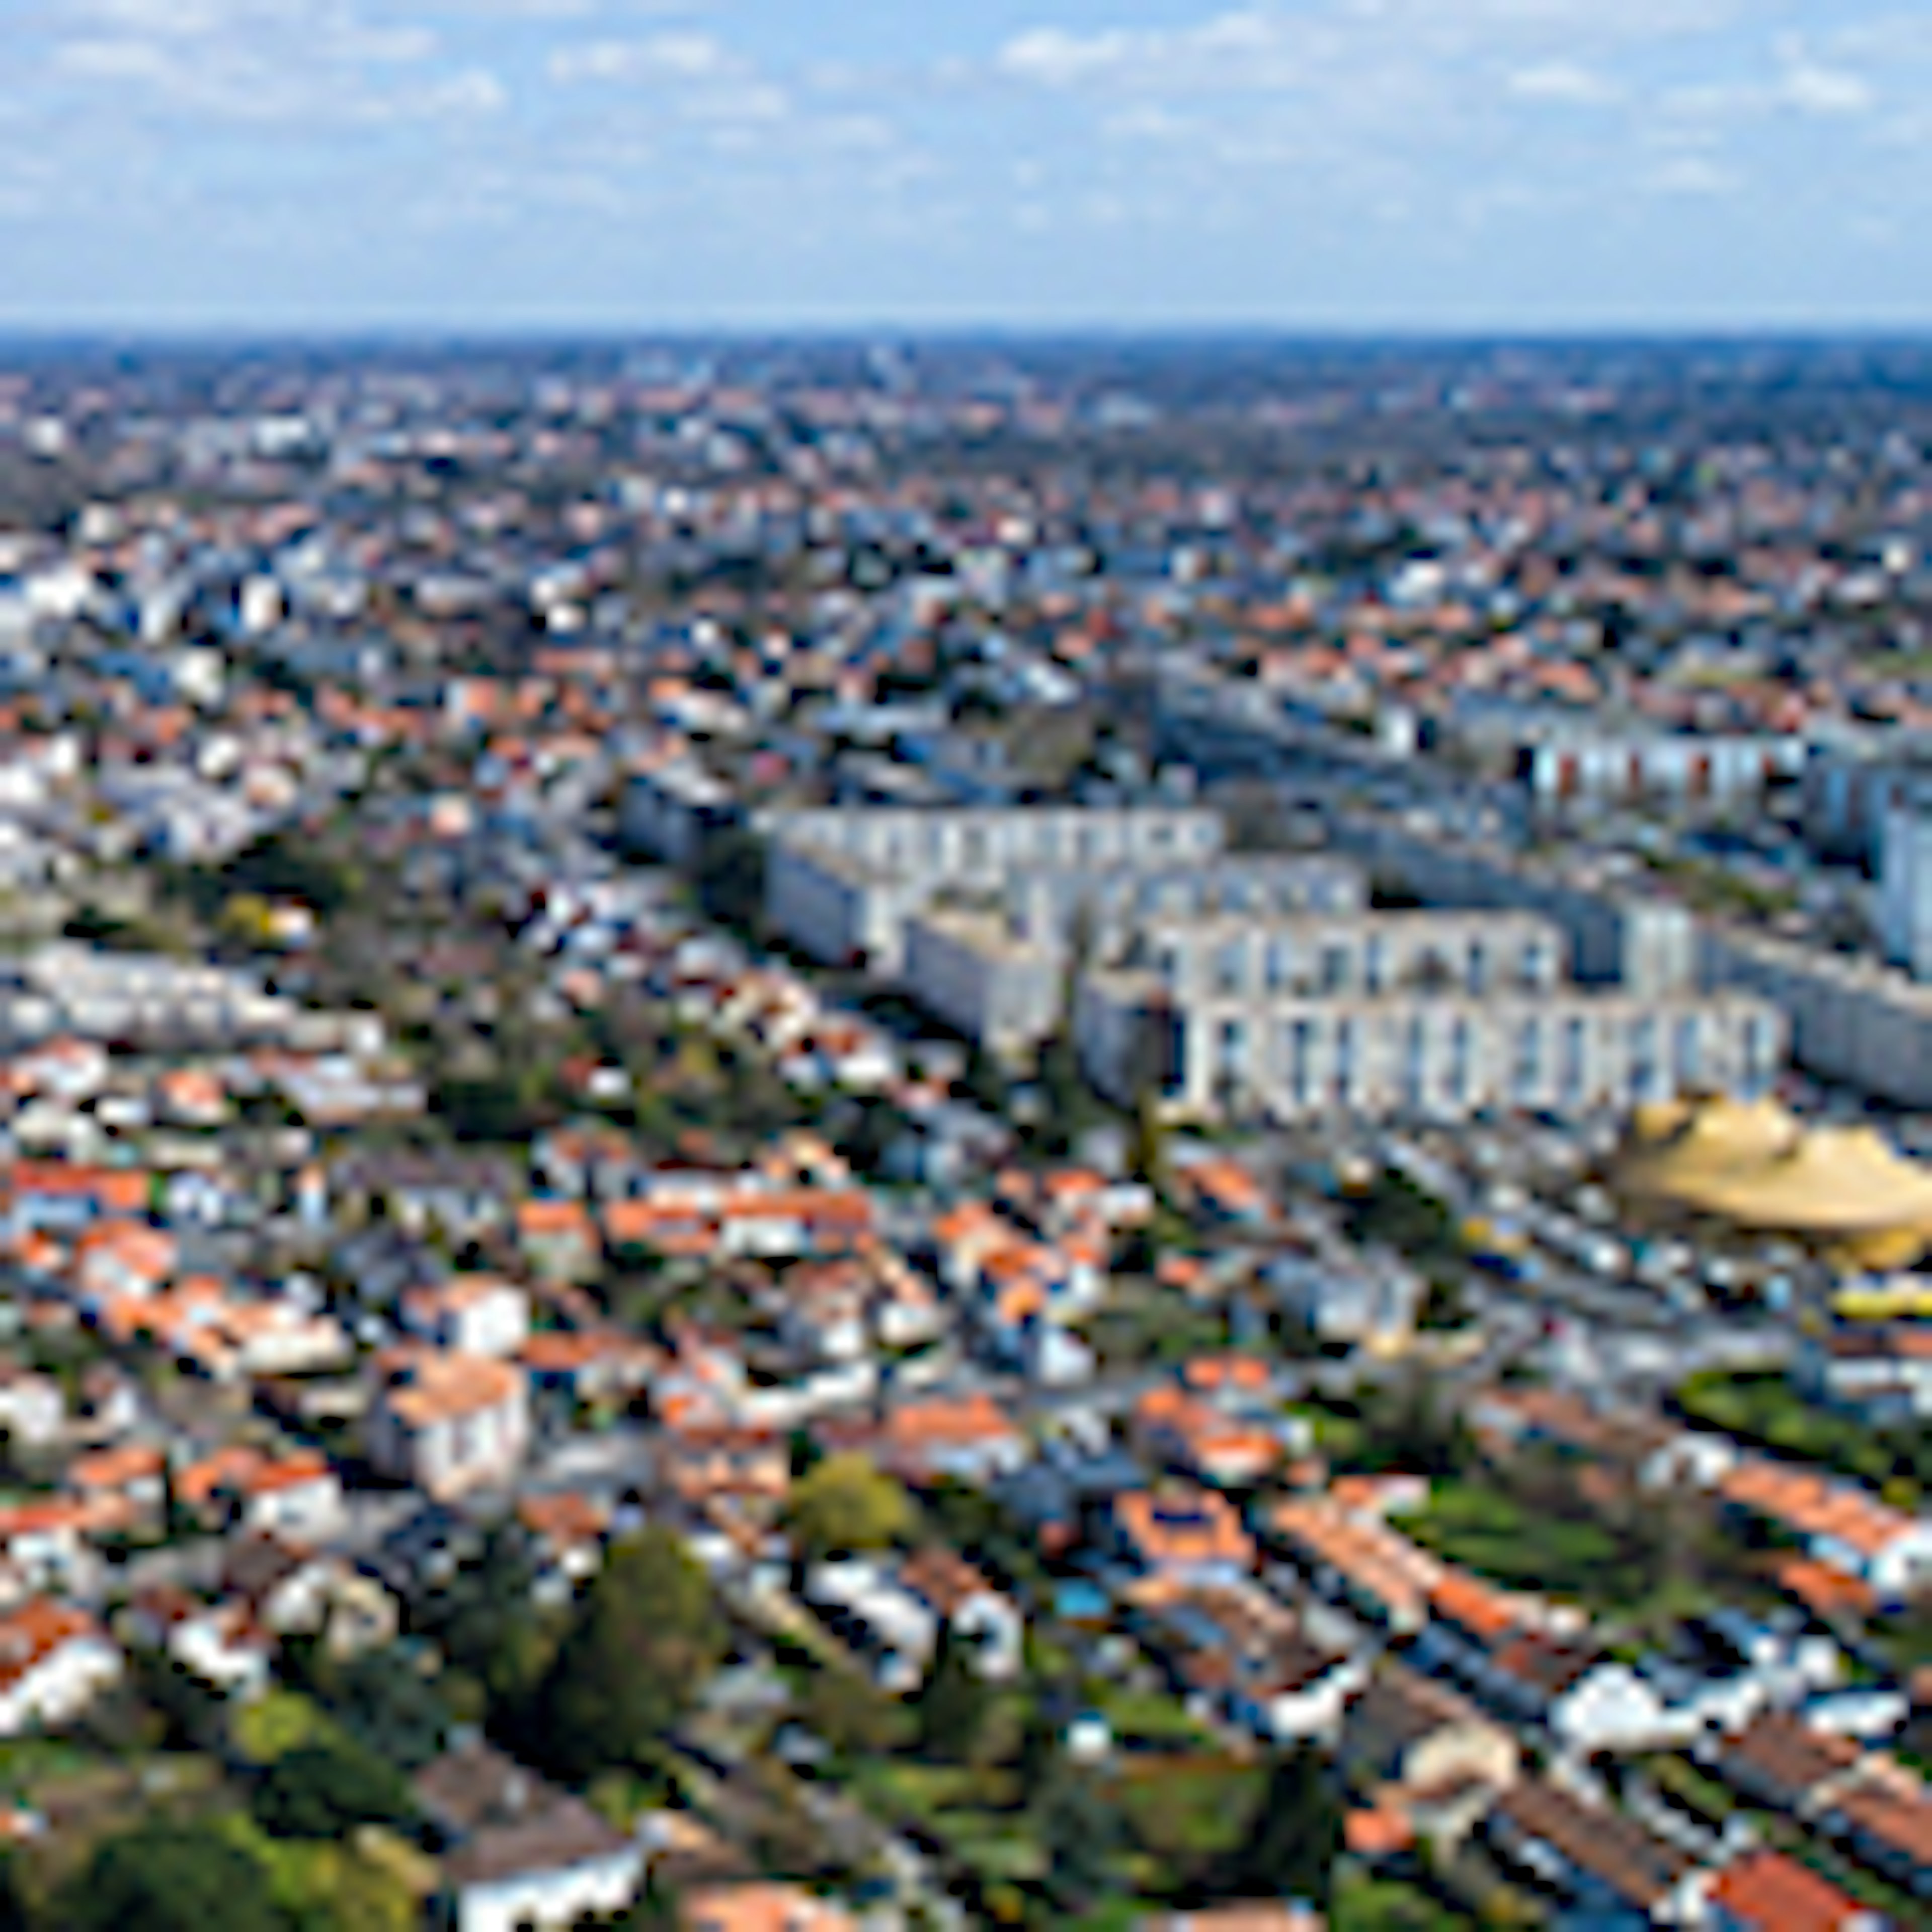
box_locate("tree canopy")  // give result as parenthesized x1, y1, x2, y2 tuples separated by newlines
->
(534, 1527, 723, 1785)
(1215, 1745, 1345, 1907)
(58, 1822, 282, 1932)
(783, 1453, 917, 1563)
(251, 1740, 414, 1840)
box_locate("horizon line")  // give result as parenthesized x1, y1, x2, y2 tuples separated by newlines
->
(10, 320, 1932, 350)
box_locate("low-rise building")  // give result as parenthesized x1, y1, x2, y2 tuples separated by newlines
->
(679, 1883, 854, 1932)
(414, 1740, 645, 1932)
(0, 1598, 121, 1737)
(1484, 1776, 1708, 1923)
(366, 1350, 531, 1501)
(401, 1276, 532, 1360)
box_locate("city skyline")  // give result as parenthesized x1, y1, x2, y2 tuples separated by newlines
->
(5, 0, 1932, 332)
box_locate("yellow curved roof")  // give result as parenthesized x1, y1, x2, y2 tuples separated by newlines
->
(1618, 1096, 1932, 1241)
(1621, 1093, 1801, 1197)
(1630, 1098, 1693, 1146)
(1694, 1129, 1932, 1232)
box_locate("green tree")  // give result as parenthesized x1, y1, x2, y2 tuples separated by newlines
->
(535, 1528, 723, 1785)
(1216, 1745, 1344, 1907)
(783, 1453, 917, 1564)
(1032, 1764, 1129, 1918)
(799, 1663, 912, 1759)
(1129, 1085, 1169, 1194)
(251, 1740, 414, 1840)
(409, 1523, 544, 1706)
(914, 1619, 991, 1764)
(0, 1853, 27, 1932)
(59, 1822, 281, 1932)
(327, 1647, 451, 1773)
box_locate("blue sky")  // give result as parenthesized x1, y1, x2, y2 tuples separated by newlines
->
(4, 0, 1932, 331)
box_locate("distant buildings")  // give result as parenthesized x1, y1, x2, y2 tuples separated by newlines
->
(762, 804, 1224, 976)
(1076, 905, 1781, 1125)
(1880, 785, 1932, 981)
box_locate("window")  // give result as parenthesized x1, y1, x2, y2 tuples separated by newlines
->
(1320, 944, 1352, 995)
(1629, 1016, 1659, 1096)
(1467, 940, 1488, 996)
(1448, 1017, 1471, 1106)
(1363, 934, 1388, 995)
(1674, 1015, 1702, 1091)
(1265, 938, 1294, 994)
(1215, 940, 1246, 997)
(1217, 1019, 1246, 1080)
(1512, 1020, 1542, 1103)
(1164, 1013, 1190, 1099)
(1336, 1019, 1358, 1106)
(1402, 1016, 1428, 1109)
(1284, 1018, 1315, 1110)
(1560, 1016, 1587, 1105)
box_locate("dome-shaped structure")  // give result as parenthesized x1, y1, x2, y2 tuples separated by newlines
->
(1630, 1098, 1693, 1146)
(1691, 1125, 1932, 1234)
(1620, 1093, 1801, 1202)
(1614, 1094, 1932, 1265)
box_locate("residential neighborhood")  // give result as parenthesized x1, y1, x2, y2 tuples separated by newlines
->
(0, 339, 1917, 1931)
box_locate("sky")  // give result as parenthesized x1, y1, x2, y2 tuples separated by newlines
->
(4, 0, 1932, 332)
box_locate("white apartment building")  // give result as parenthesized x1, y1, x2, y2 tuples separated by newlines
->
(1880, 791, 1932, 982)
(764, 806, 1224, 975)
(902, 856, 1370, 1058)
(1076, 909, 1785, 1124)
(619, 760, 739, 869)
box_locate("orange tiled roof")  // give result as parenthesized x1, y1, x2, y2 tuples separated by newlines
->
(0, 1599, 104, 1694)
(1706, 1849, 1867, 1932)
(517, 1491, 608, 1547)
(517, 1199, 593, 1238)
(379, 1350, 523, 1430)
(67, 1445, 163, 1493)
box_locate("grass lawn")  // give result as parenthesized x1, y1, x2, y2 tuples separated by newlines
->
(855, 1761, 992, 1820)
(1406, 1478, 1704, 1620)
(1675, 1373, 1924, 1506)
(1331, 1872, 1478, 1930)
(1297, 1402, 1370, 1468)
(1098, 1687, 1219, 1751)
(1113, 1758, 1264, 1870)
(1649, 1752, 1738, 1824)
(1060, 1900, 1167, 1932)
(1406, 1480, 1605, 1588)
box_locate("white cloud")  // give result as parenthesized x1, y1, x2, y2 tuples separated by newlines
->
(996, 26, 1142, 87)
(1507, 60, 1616, 104)
(45, 0, 509, 127)
(549, 29, 730, 82)
(1643, 152, 1739, 196)
(1779, 60, 1873, 117)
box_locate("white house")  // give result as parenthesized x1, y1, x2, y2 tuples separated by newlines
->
(0, 1599, 122, 1736)
(803, 1558, 937, 1694)
(401, 1278, 533, 1361)
(414, 1741, 643, 1932)
(898, 1547, 1025, 1681)
(126, 1591, 273, 1700)
(366, 1350, 531, 1502)
(0, 1367, 63, 1450)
